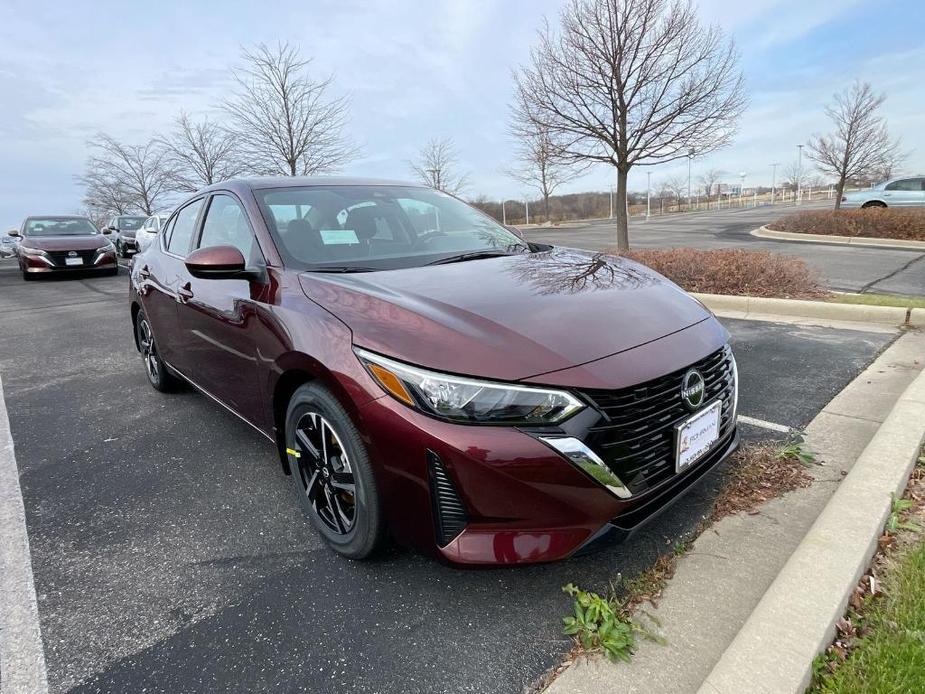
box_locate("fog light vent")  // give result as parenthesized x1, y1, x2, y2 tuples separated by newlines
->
(427, 451, 468, 547)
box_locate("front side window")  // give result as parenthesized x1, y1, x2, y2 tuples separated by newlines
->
(256, 185, 527, 271)
(166, 199, 204, 255)
(24, 217, 98, 236)
(198, 194, 257, 261)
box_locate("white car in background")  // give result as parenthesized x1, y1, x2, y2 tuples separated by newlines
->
(841, 176, 925, 208)
(135, 214, 170, 253)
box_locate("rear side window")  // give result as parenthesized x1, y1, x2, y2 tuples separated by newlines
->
(167, 199, 204, 255)
(198, 194, 256, 260)
(885, 179, 922, 191)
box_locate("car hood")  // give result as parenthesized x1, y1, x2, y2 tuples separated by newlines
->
(21, 235, 109, 251)
(299, 247, 712, 381)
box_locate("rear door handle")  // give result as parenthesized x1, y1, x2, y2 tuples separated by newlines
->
(177, 283, 194, 304)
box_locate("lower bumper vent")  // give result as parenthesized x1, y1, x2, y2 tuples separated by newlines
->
(427, 451, 468, 547)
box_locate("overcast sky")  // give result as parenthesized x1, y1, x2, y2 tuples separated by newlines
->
(1, 0, 922, 226)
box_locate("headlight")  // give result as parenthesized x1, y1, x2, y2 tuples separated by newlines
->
(20, 246, 47, 257)
(355, 348, 585, 425)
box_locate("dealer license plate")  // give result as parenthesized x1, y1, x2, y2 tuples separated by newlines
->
(675, 400, 722, 472)
(65, 257, 83, 266)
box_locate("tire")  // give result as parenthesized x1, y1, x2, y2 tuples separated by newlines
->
(135, 309, 181, 392)
(285, 383, 384, 559)
(104, 267, 119, 277)
(862, 201, 887, 209)
(118, 241, 130, 258)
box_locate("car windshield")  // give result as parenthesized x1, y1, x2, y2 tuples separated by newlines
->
(255, 185, 529, 271)
(24, 218, 99, 236)
(118, 216, 147, 230)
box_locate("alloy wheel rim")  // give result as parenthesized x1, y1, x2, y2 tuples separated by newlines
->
(292, 412, 357, 535)
(138, 319, 160, 383)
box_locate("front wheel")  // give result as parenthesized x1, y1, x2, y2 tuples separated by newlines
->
(862, 201, 887, 209)
(285, 384, 384, 559)
(135, 310, 180, 392)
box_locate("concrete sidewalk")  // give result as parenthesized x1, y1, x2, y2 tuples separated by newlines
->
(543, 329, 925, 694)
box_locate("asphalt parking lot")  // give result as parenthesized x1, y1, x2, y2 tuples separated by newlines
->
(0, 261, 895, 693)
(526, 203, 925, 297)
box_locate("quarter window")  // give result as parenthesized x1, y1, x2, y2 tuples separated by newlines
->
(885, 179, 922, 192)
(166, 199, 204, 255)
(198, 195, 256, 260)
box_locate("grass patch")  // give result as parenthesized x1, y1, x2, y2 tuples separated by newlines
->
(621, 248, 826, 299)
(769, 208, 925, 241)
(810, 453, 925, 693)
(828, 293, 925, 310)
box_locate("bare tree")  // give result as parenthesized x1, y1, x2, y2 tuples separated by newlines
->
(699, 169, 725, 198)
(806, 81, 904, 209)
(74, 205, 111, 231)
(78, 134, 173, 215)
(661, 175, 688, 210)
(506, 126, 577, 221)
(408, 137, 469, 195)
(781, 160, 804, 192)
(224, 42, 355, 176)
(513, 0, 746, 249)
(158, 113, 247, 192)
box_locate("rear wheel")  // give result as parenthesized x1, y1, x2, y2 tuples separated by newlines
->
(135, 310, 180, 392)
(285, 384, 384, 559)
(862, 201, 887, 209)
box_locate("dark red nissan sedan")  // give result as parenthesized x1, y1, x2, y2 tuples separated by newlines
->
(12, 216, 118, 280)
(129, 178, 739, 565)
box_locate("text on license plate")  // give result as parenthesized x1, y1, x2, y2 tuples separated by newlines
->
(65, 257, 83, 266)
(675, 400, 722, 472)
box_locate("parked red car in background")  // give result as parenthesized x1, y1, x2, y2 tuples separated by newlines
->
(11, 216, 118, 280)
(129, 177, 739, 565)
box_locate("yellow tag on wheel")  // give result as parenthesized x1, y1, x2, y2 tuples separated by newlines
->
(286, 448, 301, 458)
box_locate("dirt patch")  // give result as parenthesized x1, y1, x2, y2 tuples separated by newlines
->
(620, 248, 827, 299)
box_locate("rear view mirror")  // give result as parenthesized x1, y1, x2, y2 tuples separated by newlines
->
(185, 245, 248, 280)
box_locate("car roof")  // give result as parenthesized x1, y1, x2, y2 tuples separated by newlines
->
(24, 215, 91, 221)
(201, 176, 427, 195)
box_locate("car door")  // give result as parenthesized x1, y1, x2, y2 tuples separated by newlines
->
(174, 192, 267, 425)
(139, 198, 205, 369)
(882, 178, 921, 206)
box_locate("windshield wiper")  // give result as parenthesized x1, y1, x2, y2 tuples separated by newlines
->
(306, 265, 379, 273)
(427, 250, 523, 266)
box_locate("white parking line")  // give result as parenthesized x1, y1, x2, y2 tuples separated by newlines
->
(738, 414, 792, 434)
(0, 370, 49, 694)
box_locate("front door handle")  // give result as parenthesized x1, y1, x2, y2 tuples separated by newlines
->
(177, 283, 194, 304)
(138, 265, 151, 280)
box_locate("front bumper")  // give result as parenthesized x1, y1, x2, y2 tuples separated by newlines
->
(22, 251, 117, 273)
(357, 392, 739, 566)
(120, 237, 138, 250)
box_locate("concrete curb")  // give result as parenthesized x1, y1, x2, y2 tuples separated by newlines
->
(699, 368, 925, 694)
(691, 292, 923, 328)
(752, 225, 925, 251)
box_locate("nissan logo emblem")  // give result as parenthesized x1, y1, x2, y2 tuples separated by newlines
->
(681, 369, 705, 410)
(68, 250, 77, 257)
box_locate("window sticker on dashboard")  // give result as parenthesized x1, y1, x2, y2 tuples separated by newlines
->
(320, 229, 359, 245)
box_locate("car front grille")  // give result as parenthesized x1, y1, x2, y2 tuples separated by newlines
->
(46, 249, 99, 267)
(582, 346, 736, 496)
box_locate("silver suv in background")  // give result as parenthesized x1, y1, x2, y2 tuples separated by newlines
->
(105, 215, 148, 257)
(135, 214, 170, 253)
(841, 176, 925, 208)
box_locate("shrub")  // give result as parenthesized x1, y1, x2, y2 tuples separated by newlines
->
(768, 208, 925, 241)
(621, 248, 826, 299)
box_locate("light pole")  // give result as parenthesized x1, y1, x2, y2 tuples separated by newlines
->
(796, 144, 804, 204)
(687, 148, 695, 209)
(770, 163, 779, 205)
(502, 200, 507, 225)
(525, 198, 530, 225)
(609, 187, 614, 219)
(739, 172, 746, 206)
(646, 171, 652, 220)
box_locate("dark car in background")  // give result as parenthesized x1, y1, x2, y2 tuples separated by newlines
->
(11, 216, 117, 280)
(129, 177, 739, 565)
(106, 214, 148, 257)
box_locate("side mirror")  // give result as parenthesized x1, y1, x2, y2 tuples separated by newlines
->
(101, 228, 112, 235)
(8, 229, 20, 237)
(185, 245, 248, 280)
